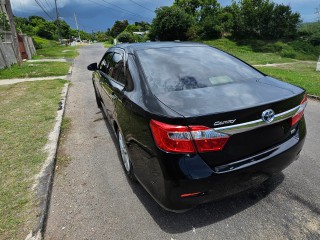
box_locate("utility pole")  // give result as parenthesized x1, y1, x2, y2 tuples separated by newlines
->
(4, 0, 22, 64)
(74, 13, 81, 42)
(54, 0, 61, 42)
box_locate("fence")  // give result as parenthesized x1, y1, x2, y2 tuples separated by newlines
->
(0, 31, 36, 69)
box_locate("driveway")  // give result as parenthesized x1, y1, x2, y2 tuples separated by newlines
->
(45, 44, 320, 240)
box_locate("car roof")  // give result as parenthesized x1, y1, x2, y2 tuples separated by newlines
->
(110, 41, 208, 54)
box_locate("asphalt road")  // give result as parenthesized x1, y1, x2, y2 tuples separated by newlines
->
(45, 44, 320, 240)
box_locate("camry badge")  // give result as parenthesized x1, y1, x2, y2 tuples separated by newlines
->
(214, 119, 236, 126)
(261, 109, 275, 123)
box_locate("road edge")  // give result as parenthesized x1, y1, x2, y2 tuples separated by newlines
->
(25, 83, 70, 240)
(307, 94, 320, 101)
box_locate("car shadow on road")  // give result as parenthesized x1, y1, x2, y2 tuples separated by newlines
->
(128, 173, 284, 234)
(99, 109, 285, 234)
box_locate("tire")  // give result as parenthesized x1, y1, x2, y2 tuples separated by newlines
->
(117, 129, 136, 182)
(93, 85, 102, 108)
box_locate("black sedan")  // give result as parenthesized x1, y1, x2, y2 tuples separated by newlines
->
(87, 42, 307, 212)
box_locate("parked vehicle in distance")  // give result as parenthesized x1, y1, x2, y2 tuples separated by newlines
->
(87, 42, 307, 212)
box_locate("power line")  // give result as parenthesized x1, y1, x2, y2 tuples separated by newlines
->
(61, 15, 101, 31)
(100, 0, 152, 21)
(36, 0, 53, 19)
(54, 0, 61, 41)
(43, 0, 54, 12)
(34, 0, 54, 20)
(128, 0, 154, 13)
(87, 0, 148, 22)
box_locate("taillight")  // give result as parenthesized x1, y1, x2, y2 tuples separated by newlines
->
(149, 120, 195, 153)
(290, 95, 307, 126)
(189, 126, 230, 152)
(150, 120, 229, 153)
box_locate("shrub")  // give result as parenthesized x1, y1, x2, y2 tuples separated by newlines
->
(108, 36, 114, 44)
(32, 36, 58, 49)
(280, 50, 296, 59)
(117, 31, 134, 43)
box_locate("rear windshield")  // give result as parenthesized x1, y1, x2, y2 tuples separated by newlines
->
(136, 46, 263, 94)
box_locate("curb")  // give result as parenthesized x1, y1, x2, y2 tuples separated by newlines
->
(66, 64, 73, 81)
(26, 83, 70, 240)
(307, 94, 320, 101)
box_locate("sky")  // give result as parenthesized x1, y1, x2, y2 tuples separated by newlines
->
(10, 0, 320, 33)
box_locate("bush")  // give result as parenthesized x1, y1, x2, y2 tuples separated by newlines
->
(117, 31, 134, 43)
(133, 34, 143, 42)
(289, 40, 319, 56)
(32, 36, 58, 49)
(108, 36, 114, 44)
(142, 34, 150, 42)
(280, 50, 296, 59)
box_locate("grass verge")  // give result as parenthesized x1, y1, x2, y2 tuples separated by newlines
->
(103, 42, 114, 48)
(0, 62, 71, 79)
(257, 62, 320, 96)
(0, 80, 68, 239)
(204, 39, 297, 65)
(33, 46, 79, 59)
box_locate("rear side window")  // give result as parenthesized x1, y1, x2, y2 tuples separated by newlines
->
(109, 53, 123, 79)
(136, 46, 263, 94)
(113, 65, 126, 85)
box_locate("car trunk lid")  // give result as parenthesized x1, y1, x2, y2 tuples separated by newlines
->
(154, 77, 305, 167)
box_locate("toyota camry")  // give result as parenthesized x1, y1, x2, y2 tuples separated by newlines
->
(87, 42, 307, 212)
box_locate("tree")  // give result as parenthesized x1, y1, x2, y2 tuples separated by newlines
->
(173, 0, 231, 39)
(54, 19, 71, 39)
(134, 21, 151, 31)
(110, 20, 129, 38)
(173, 0, 202, 16)
(149, 6, 193, 41)
(197, 0, 223, 39)
(36, 21, 56, 39)
(269, 4, 301, 39)
(230, 0, 301, 39)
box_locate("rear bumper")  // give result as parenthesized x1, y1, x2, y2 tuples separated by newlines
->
(156, 122, 306, 212)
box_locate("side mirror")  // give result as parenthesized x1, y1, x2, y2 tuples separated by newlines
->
(87, 62, 98, 71)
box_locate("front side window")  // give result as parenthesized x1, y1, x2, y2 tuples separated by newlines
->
(99, 52, 113, 74)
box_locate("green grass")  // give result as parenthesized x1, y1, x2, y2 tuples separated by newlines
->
(33, 46, 79, 59)
(257, 62, 320, 96)
(0, 80, 67, 239)
(103, 42, 114, 48)
(32, 36, 79, 59)
(203, 38, 320, 96)
(32, 36, 58, 49)
(204, 39, 297, 65)
(0, 62, 71, 79)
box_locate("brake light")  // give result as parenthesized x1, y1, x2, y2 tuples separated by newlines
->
(290, 95, 307, 126)
(150, 120, 229, 153)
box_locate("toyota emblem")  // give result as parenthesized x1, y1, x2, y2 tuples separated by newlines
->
(261, 109, 275, 123)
